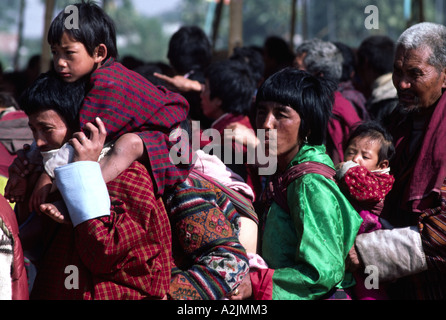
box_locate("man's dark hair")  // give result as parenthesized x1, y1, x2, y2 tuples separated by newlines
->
(345, 121, 395, 164)
(256, 68, 335, 146)
(167, 26, 212, 75)
(205, 60, 256, 116)
(334, 42, 356, 82)
(48, 0, 118, 60)
(230, 46, 265, 87)
(20, 72, 86, 131)
(357, 35, 395, 76)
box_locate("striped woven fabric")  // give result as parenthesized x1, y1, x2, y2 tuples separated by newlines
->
(189, 169, 258, 224)
(80, 57, 192, 197)
(166, 175, 249, 300)
(419, 178, 446, 268)
(415, 177, 446, 299)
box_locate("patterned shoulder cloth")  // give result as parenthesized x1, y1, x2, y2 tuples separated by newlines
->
(189, 169, 258, 224)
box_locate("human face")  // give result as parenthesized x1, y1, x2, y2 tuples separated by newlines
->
(51, 32, 104, 83)
(344, 136, 387, 171)
(393, 45, 446, 112)
(256, 101, 301, 172)
(293, 52, 307, 71)
(200, 79, 224, 120)
(28, 109, 72, 152)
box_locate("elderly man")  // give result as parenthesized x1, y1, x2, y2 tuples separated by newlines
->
(294, 39, 361, 164)
(350, 22, 446, 300)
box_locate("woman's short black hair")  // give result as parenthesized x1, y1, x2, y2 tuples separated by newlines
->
(345, 121, 395, 164)
(205, 59, 256, 116)
(256, 68, 335, 146)
(48, 0, 118, 60)
(20, 72, 86, 131)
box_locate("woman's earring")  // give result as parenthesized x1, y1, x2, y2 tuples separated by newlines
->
(303, 136, 308, 144)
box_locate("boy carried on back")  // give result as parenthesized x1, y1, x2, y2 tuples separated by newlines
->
(5, 1, 191, 210)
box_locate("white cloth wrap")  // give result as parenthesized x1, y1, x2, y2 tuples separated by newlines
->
(355, 226, 428, 282)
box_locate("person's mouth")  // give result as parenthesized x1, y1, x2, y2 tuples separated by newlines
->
(58, 72, 72, 79)
(398, 91, 417, 104)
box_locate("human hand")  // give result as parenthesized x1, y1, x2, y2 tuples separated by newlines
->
(335, 161, 345, 171)
(70, 117, 107, 162)
(225, 123, 259, 150)
(4, 174, 28, 203)
(229, 275, 252, 300)
(153, 73, 203, 93)
(345, 245, 363, 272)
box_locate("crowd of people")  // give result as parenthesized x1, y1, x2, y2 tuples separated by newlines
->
(0, 1, 445, 300)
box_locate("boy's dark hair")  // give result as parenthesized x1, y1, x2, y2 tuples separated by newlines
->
(345, 121, 395, 164)
(20, 72, 86, 131)
(168, 26, 212, 75)
(256, 68, 335, 146)
(205, 59, 256, 116)
(48, 1, 118, 60)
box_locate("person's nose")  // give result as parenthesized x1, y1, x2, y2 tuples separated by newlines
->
(34, 133, 47, 149)
(352, 154, 362, 165)
(55, 56, 68, 69)
(395, 75, 411, 90)
(262, 112, 276, 130)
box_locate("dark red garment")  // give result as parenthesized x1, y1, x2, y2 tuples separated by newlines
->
(0, 194, 28, 300)
(80, 58, 192, 196)
(385, 91, 446, 221)
(338, 81, 370, 121)
(381, 92, 446, 299)
(326, 92, 362, 165)
(30, 162, 172, 300)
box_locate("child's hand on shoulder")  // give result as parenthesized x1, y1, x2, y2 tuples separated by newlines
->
(70, 117, 107, 162)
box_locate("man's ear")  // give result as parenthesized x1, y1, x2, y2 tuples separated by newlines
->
(442, 67, 446, 89)
(93, 44, 108, 64)
(378, 159, 389, 170)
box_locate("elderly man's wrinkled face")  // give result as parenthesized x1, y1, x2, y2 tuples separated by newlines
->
(393, 45, 446, 112)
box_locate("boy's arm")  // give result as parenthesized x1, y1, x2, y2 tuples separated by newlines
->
(99, 133, 146, 183)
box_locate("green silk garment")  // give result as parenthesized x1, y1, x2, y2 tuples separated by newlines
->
(262, 144, 362, 300)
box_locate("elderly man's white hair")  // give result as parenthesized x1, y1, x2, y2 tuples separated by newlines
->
(397, 22, 446, 71)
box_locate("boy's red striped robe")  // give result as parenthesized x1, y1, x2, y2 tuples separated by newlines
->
(81, 57, 191, 196)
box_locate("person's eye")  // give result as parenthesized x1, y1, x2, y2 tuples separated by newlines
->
(42, 126, 54, 133)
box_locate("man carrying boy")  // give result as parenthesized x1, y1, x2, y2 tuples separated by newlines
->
(18, 72, 172, 300)
(6, 1, 191, 205)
